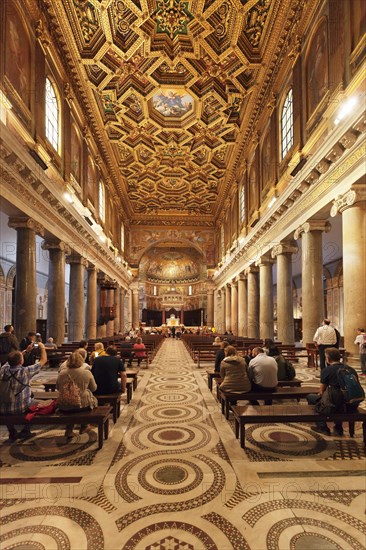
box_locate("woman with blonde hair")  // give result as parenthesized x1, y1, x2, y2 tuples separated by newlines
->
(90, 342, 106, 365)
(56, 350, 98, 439)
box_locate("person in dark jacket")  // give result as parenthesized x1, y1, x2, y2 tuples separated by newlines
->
(214, 340, 229, 372)
(268, 346, 296, 381)
(92, 346, 126, 395)
(307, 347, 359, 436)
(0, 325, 19, 365)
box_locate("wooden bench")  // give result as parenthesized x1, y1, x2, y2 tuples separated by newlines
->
(231, 404, 366, 448)
(219, 386, 319, 419)
(0, 405, 112, 449)
(33, 390, 122, 424)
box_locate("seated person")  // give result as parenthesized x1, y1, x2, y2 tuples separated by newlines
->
(219, 345, 251, 394)
(79, 339, 90, 364)
(248, 347, 278, 392)
(213, 336, 222, 346)
(59, 349, 90, 371)
(307, 347, 359, 436)
(244, 346, 255, 366)
(120, 337, 134, 366)
(92, 346, 126, 395)
(263, 338, 275, 355)
(0, 344, 48, 441)
(132, 338, 146, 366)
(214, 340, 229, 372)
(44, 337, 57, 349)
(56, 351, 98, 439)
(90, 342, 106, 365)
(268, 346, 296, 380)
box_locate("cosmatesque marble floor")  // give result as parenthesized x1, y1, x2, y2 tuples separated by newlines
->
(1, 340, 365, 550)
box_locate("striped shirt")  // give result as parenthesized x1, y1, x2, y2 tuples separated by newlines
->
(0, 362, 41, 414)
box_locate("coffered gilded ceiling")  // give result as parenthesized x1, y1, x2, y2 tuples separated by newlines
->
(39, 0, 306, 223)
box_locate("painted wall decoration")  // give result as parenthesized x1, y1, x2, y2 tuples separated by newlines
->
(5, 3, 31, 108)
(307, 19, 329, 119)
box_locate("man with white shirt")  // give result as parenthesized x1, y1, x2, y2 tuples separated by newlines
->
(313, 319, 337, 370)
(248, 347, 278, 391)
(354, 328, 366, 375)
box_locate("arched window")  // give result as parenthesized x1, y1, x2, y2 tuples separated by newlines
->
(220, 225, 225, 259)
(99, 181, 105, 222)
(281, 89, 293, 159)
(45, 77, 60, 151)
(153, 285, 157, 296)
(188, 285, 193, 296)
(239, 184, 245, 224)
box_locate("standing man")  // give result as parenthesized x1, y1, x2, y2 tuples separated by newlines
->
(313, 319, 337, 370)
(354, 328, 366, 376)
(0, 325, 19, 365)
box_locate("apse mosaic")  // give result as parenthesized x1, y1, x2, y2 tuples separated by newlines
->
(39, 0, 305, 221)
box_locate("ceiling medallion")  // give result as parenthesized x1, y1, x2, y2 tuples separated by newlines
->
(154, 0, 194, 39)
(152, 89, 194, 117)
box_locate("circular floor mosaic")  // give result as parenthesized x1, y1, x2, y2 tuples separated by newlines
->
(142, 392, 201, 405)
(245, 423, 328, 456)
(129, 422, 214, 451)
(136, 404, 205, 423)
(138, 458, 204, 495)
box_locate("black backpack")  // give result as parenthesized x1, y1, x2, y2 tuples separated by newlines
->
(337, 366, 365, 405)
(0, 335, 12, 355)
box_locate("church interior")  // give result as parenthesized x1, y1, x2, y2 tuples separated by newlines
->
(0, 0, 365, 548)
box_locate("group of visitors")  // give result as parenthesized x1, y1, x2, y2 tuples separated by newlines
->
(0, 330, 147, 442)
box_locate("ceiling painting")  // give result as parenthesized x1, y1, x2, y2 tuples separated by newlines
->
(40, 0, 305, 222)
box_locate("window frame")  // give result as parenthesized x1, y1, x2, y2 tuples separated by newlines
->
(45, 76, 60, 153)
(99, 180, 105, 223)
(280, 88, 294, 160)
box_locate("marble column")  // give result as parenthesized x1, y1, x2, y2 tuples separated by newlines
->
(86, 265, 97, 340)
(331, 185, 366, 353)
(131, 284, 139, 329)
(256, 256, 275, 341)
(220, 288, 226, 333)
(114, 287, 121, 334)
(213, 289, 219, 331)
(97, 285, 107, 338)
(67, 254, 86, 342)
(225, 284, 231, 332)
(237, 273, 248, 337)
(294, 220, 331, 345)
(106, 287, 115, 337)
(245, 266, 259, 338)
(8, 217, 44, 339)
(207, 289, 214, 327)
(120, 289, 126, 334)
(272, 242, 298, 344)
(42, 240, 69, 345)
(231, 280, 238, 335)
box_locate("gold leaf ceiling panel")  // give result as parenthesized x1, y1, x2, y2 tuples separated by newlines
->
(42, 0, 306, 222)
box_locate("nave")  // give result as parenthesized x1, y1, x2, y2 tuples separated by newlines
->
(1, 340, 365, 550)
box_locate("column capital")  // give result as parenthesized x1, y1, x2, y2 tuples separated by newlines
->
(271, 241, 298, 258)
(41, 239, 71, 254)
(255, 256, 275, 268)
(231, 278, 238, 288)
(66, 254, 88, 267)
(244, 265, 259, 276)
(8, 216, 44, 236)
(86, 262, 97, 271)
(236, 272, 247, 282)
(294, 220, 331, 240)
(330, 183, 366, 217)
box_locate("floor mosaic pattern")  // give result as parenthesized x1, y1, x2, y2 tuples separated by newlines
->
(1, 340, 365, 549)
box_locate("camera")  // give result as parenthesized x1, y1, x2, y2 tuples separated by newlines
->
(33, 343, 39, 348)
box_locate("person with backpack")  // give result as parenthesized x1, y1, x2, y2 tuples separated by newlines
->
(307, 347, 362, 436)
(354, 328, 366, 375)
(0, 344, 48, 442)
(56, 350, 98, 440)
(0, 325, 19, 366)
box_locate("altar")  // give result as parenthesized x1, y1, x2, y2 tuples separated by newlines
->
(167, 314, 180, 327)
